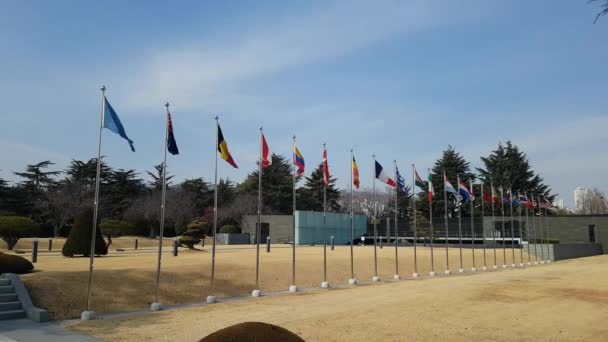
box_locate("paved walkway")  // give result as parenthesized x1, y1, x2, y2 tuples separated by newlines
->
(0, 319, 98, 342)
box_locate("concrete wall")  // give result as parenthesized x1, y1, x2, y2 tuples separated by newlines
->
(295, 211, 367, 245)
(215, 233, 250, 245)
(553, 243, 603, 261)
(242, 215, 293, 244)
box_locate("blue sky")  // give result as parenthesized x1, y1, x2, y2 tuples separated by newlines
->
(1, 0, 607, 207)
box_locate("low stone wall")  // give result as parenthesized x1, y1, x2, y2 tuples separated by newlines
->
(215, 233, 250, 245)
(553, 243, 603, 261)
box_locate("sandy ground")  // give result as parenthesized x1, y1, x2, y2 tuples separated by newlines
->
(66, 254, 608, 342)
(1, 237, 178, 253)
(21, 243, 533, 320)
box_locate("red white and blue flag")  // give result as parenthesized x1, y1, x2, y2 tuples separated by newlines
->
(375, 161, 396, 187)
(458, 180, 475, 202)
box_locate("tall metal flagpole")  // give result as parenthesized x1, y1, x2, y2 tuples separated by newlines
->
(290, 136, 297, 292)
(491, 183, 497, 270)
(372, 154, 379, 281)
(501, 186, 507, 268)
(481, 182, 487, 271)
(537, 195, 545, 263)
(531, 193, 539, 264)
(322, 143, 328, 287)
(470, 179, 476, 272)
(428, 169, 435, 277)
(151, 102, 171, 311)
(349, 149, 355, 284)
(206, 116, 220, 304)
(82, 85, 106, 320)
(457, 175, 463, 273)
(518, 192, 524, 267)
(393, 161, 399, 280)
(525, 193, 531, 265)
(411, 164, 418, 278)
(509, 189, 515, 267)
(253, 127, 263, 297)
(443, 171, 450, 275)
(543, 197, 551, 263)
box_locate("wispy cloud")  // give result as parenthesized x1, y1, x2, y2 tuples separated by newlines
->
(0, 141, 70, 183)
(123, 0, 480, 111)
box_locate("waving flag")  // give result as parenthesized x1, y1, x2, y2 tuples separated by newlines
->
(293, 144, 305, 176)
(217, 124, 238, 168)
(458, 180, 475, 202)
(166, 112, 179, 155)
(352, 156, 360, 190)
(375, 161, 396, 187)
(414, 166, 426, 191)
(444, 175, 458, 196)
(261, 133, 271, 168)
(322, 148, 330, 187)
(103, 96, 135, 152)
(427, 172, 434, 202)
(482, 192, 493, 204)
(396, 166, 406, 193)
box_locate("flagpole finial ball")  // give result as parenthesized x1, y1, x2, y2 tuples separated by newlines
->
(101, 85, 106, 92)
(214, 115, 219, 120)
(260, 126, 263, 131)
(165, 102, 169, 108)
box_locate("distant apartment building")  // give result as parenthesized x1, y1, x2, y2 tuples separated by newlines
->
(574, 187, 588, 212)
(552, 198, 565, 209)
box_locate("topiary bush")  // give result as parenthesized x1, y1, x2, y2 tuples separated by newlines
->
(99, 219, 136, 237)
(0, 252, 34, 274)
(0, 216, 39, 250)
(62, 207, 109, 257)
(187, 220, 210, 236)
(178, 225, 207, 249)
(219, 225, 240, 234)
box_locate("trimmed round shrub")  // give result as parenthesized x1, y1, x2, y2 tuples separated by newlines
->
(62, 207, 108, 257)
(219, 225, 240, 234)
(177, 236, 201, 249)
(0, 216, 38, 250)
(0, 252, 34, 274)
(99, 219, 136, 237)
(187, 220, 210, 235)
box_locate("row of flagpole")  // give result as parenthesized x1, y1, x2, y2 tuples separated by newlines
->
(82, 86, 555, 319)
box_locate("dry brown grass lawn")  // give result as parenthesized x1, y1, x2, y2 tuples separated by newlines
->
(67, 254, 608, 342)
(21, 243, 530, 320)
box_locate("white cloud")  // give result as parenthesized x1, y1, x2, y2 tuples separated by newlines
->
(122, 0, 478, 112)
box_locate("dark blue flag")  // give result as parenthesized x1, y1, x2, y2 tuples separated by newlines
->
(103, 96, 135, 152)
(167, 112, 179, 155)
(396, 166, 406, 193)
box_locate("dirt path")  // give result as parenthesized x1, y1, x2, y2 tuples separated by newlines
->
(68, 255, 608, 342)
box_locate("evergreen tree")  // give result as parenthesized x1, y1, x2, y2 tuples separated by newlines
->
(297, 162, 341, 212)
(147, 163, 173, 190)
(239, 154, 301, 214)
(216, 178, 237, 207)
(417, 145, 475, 219)
(477, 141, 552, 199)
(106, 169, 145, 218)
(13, 160, 59, 196)
(181, 177, 213, 214)
(62, 207, 109, 257)
(65, 158, 112, 190)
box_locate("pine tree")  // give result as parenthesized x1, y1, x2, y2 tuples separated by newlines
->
(62, 207, 109, 257)
(13, 160, 60, 196)
(417, 145, 475, 219)
(297, 162, 341, 212)
(147, 163, 173, 190)
(239, 154, 301, 214)
(106, 169, 145, 218)
(477, 141, 552, 199)
(180, 178, 213, 214)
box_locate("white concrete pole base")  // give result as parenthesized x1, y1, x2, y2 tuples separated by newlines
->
(348, 278, 357, 285)
(482, 266, 488, 271)
(511, 264, 516, 268)
(547, 260, 552, 263)
(458, 268, 464, 273)
(251, 290, 261, 297)
(502, 265, 507, 268)
(519, 263, 524, 267)
(289, 285, 298, 292)
(412, 272, 419, 278)
(492, 265, 498, 270)
(206, 295, 217, 304)
(429, 271, 436, 277)
(444, 270, 451, 275)
(81, 310, 96, 321)
(393, 274, 400, 280)
(471, 267, 477, 272)
(372, 276, 380, 282)
(150, 303, 162, 312)
(321, 281, 330, 288)
(540, 260, 545, 264)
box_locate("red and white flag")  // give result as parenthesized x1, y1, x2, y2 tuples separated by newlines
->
(261, 133, 271, 168)
(375, 160, 396, 187)
(322, 148, 330, 187)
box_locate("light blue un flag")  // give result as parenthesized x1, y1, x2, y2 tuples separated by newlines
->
(103, 96, 135, 152)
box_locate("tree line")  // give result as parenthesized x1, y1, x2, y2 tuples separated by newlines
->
(0, 141, 560, 242)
